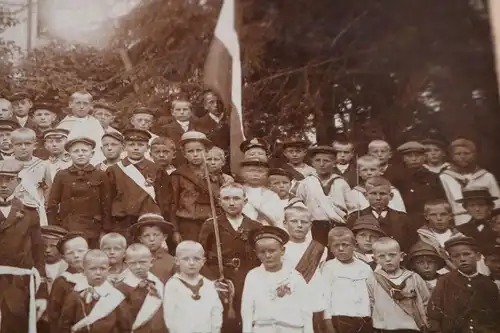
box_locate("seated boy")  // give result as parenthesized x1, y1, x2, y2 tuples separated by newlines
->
(280, 137, 315, 182)
(351, 215, 386, 269)
(116, 244, 166, 333)
(406, 241, 445, 293)
(422, 138, 449, 174)
(350, 155, 406, 213)
(96, 132, 125, 171)
(47, 137, 111, 248)
(163, 241, 223, 333)
(42, 128, 72, 181)
(59, 250, 130, 333)
(333, 140, 357, 188)
(322, 227, 373, 333)
(128, 213, 176, 283)
(367, 237, 430, 332)
(241, 226, 313, 333)
(100, 232, 128, 285)
(428, 236, 500, 333)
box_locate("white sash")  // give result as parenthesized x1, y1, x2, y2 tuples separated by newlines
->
(117, 161, 156, 200)
(0, 266, 38, 333)
(17, 160, 48, 226)
(72, 281, 125, 331)
(122, 271, 164, 331)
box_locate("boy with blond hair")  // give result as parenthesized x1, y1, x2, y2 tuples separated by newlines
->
(100, 232, 128, 285)
(367, 139, 399, 183)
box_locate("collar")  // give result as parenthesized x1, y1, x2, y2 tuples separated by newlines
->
(122, 269, 158, 288)
(176, 120, 190, 127)
(372, 209, 388, 219)
(226, 215, 244, 227)
(74, 279, 115, 297)
(68, 164, 94, 173)
(208, 112, 224, 124)
(457, 270, 480, 279)
(49, 153, 71, 163)
(375, 267, 413, 281)
(122, 157, 146, 167)
(0, 150, 13, 156)
(0, 194, 15, 207)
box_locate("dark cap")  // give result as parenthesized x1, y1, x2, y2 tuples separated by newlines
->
(41, 225, 68, 240)
(397, 141, 426, 154)
(0, 159, 24, 176)
(102, 131, 124, 143)
(93, 102, 117, 113)
(0, 119, 20, 132)
(43, 128, 69, 140)
(31, 101, 58, 114)
(240, 137, 268, 153)
(131, 107, 156, 117)
(64, 137, 96, 151)
(456, 186, 498, 204)
(421, 138, 447, 150)
(282, 138, 310, 149)
(128, 213, 174, 239)
(56, 231, 86, 253)
(444, 236, 478, 251)
(268, 168, 293, 179)
(308, 145, 336, 156)
(249, 226, 290, 248)
(240, 158, 270, 168)
(123, 128, 152, 142)
(9, 92, 31, 102)
(406, 241, 445, 269)
(351, 215, 386, 236)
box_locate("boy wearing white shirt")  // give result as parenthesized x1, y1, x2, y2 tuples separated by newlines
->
(43, 128, 72, 181)
(163, 241, 223, 333)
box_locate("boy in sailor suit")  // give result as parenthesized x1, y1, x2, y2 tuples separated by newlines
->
(60, 250, 130, 333)
(163, 241, 223, 333)
(116, 244, 166, 333)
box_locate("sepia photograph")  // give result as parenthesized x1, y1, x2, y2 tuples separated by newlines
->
(0, 0, 499, 332)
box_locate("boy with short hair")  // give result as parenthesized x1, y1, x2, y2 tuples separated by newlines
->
(150, 136, 177, 176)
(31, 101, 58, 135)
(367, 139, 398, 182)
(422, 138, 449, 174)
(96, 132, 125, 171)
(280, 137, 315, 181)
(241, 226, 313, 333)
(0, 98, 13, 120)
(333, 140, 357, 188)
(129, 107, 159, 161)
(93, 101, 120, 134)
(59, 249, 130, 332)
(406, 241, 445, 293)
(42, 128, 72, 181)
(268, 168, 305, 210)
(158, 95, 198, 145)
(163, 241, 223, 333)
(42, 225, 69, 292)
(116, 243, 166, 333)
(100, 232, 128, 285)
(47, 137, 111, 248)
(351, 214, 386, 269)
(10, 91, 34, 128)
(0, 118, 19, 159)
(206, 146, 234, 185)
(128, 213, 176, 283)
(322, 227, 373, 333)
(239, 137, 269, 162)
(428, 237, 500, 333)
(367, 237, 430, 332)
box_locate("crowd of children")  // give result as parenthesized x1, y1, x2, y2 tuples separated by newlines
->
(0, 89, 499, 333)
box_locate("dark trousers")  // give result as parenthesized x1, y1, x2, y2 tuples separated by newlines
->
(177, 217, 206, 241)
(331, 316, 373, 333)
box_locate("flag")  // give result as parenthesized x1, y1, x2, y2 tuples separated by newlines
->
(204, 0, 245, 174)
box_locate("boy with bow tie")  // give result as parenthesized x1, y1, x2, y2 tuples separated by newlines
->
(42, 128, 72, 181)
(60, 249, 130, 333)
(47, 137, 111, 248)
(116, 243, 166, 333)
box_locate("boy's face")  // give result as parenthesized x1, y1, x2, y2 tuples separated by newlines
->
(255, 239, 284, 271)
(241, 165, 268, 187)
(402, 151, 426, 169)
(0, 131, 11, 151)
(448, 244, 480, 275)
(374, 243, 402, 273)
(12, 137, 36, 161)
(335, 144, 354, 165)
(329, 235, 354, 263)
(425, 144, 445, 165)
(84, 256, 110, 286)
(413, 256, 439, 280)
(311, 153, 335, 176)
(219, 187, 246, 217)
(204, 93, 221, 116)
(0, 175, 20, 199)
(63, 237, 89, 271)
(355, 229, 382, 254)
(451, 146, 475, 168)
(151, 143, 175, 167)
(101, 239, 126, 266)
(125, 140, 148, 160)
(43, 237, 61, 264)
(32, 110, 56, 129)
(0, 100, 12, 120)
(425, 205, 452, 233)
(244, 147, 267, 162)
(485, 254, 500, 278)
(359, 163, 381, 181)
(13, 98, 32, 117)
(69, 143, 94, 167)
(45, 136, 67, 156)
(69, 95, 92, 117)
(93, 108, 115, 129)
(284, 211, 312, 241)
(206, 149, 224, 173)
(283, 147, 307, 166)
(183, 141, 205, 166)
(130, 113, 154, 131)
(365, 185, 393, 211)
(268, 175, 291, 199)
(126, 250, 153, 280)
(369, 145, 391, 164)
(101, 136, 124, 160)
(171, 101, 192, 122)
(464, 199, 493, 220)
(176, 248, 205, 276)
(490, 216, 500, 235)
(139, 226, 166, 253)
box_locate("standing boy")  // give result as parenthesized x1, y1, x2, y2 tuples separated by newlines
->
(422, 138, 449, 174)
(93, 101, 120, 134)
(0, 119, 18, 159)
(406, 241, 445, 293)
(30, 102, 59, 159)
(157, 95, 198, 146)
(42, 128, 72, 181)
(333, 140, 358, 188)
(268, 168, 305, 210)
(196, 90, 230, 151)
(280, 138, 315, 181)
(10, 91, 34, 128)
(96, 132, 125, 171)
(351, 215, 386, 269)
(100, 233, 127, 285)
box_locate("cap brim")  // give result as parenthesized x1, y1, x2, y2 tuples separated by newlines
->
(179, 138, 213, 147)
(457, 196, 498, 203)
(128, 221, 174, 238)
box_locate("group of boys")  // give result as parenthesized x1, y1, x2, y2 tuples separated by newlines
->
(0, 88, 500, 333)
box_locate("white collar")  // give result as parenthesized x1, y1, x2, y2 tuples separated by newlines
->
(372, 209, 388, 219)
(176, 119, 190, 126)
(121, 269, 160, 288)
(208, 112, 224, 124)
(457, 270, 479, 279)
(16, 115, 28, 120)
(0, 194, 15, 204)
(74, 279, 115, 297)
(226, 215, 244, 228)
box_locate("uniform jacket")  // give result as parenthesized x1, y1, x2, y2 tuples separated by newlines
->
(334, 162, 358, 188)
(150, 247, 176, 284)
(195, 113, 230, 151)
(456, 218, 497, 250)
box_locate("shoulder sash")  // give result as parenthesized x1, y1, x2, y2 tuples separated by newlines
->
(295, 240, 325, 283)
(117, 161, 156, 200)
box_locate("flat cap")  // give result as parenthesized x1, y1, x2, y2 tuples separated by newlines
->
(444, 236, 477, 251)
(421, 138, 447, 150)
(31, 101, 58, 114)
(64, 137, 96, 151)
(102, 131, 124, 143)
(0, 119, 20, 132)
(456, 186, 497, 203)
(128, 213, 174, 239)
(123, 128, 152, 142)
(43, 128, 69, 140)
(406, 241, 445, 269)
(249, 226, 289, 248)
(240, 137, 268, 153)
(268, 168, 293, 179)
(9, 92, 31, 102)
(0, 159, 24, 176)
(179, 131, 212, 147)
(131, 107, 156, 117)
(56, 231, 86, 253)
(282, 138, 310, 149)
(240, 158, 270, 168)
(396, 141, 426, 154)
(41, 225, 68, 240)
(351, 215, 387, 236)
(93, 101, 117, 113)
(308, 145, 336, 156)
